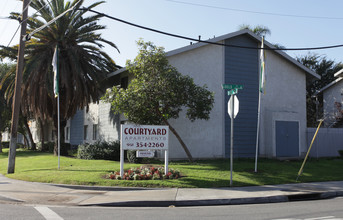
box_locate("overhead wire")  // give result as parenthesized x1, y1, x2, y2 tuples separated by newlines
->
(7, 25, 21, 47)
(24, 0, 81, 41)
(23, 0, 53, 24)
(1, 0, 21, 46)
(78, 7, 343, 51)
(166, 0, 343, 20)
(19, 0, 34, 19)
(4, 0, 53, 45)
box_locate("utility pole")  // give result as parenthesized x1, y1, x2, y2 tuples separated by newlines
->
(7, 0, 30, 174)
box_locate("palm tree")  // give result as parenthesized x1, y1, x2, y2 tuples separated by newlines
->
(0, 0, 119, 155)
(238, 24, 271, 38)
(0, 63, 14, 153)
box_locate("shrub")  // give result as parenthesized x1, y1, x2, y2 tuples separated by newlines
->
(60, 143, 71, 156)
(338, 150, 343, 158)
(37, 142, 70, 156)
(0, 142, 24, 149)
(37, 142, 54, 152)
(126, 150, 142, 164)
(77, 141, 120, 161)
(1, 141, 9, 148)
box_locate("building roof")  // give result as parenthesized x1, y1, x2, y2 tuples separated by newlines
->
(108, 29, 320, 79)
(314, 69, 343, 95)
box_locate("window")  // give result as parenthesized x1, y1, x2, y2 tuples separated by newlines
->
(84, 125, 88, 140)
(93, 124, 98, 140)
(66, 127, 70, 140)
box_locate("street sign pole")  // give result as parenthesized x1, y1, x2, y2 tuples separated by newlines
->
(230, 94, 234, 186)
(222, 84, 243, 187)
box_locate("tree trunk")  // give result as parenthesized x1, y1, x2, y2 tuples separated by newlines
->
(0, 118, 2, 153)
(20, 132, 30, 149)
(53, 117, 66, 156)
(23, 118, 36, 150)
(0, 132, 2, 153)
(39, 119, 45, 150)
(53, 128, 58, 156)
(163, 120, 193, 163)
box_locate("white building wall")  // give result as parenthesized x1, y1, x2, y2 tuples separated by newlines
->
(82, 103, 99, 144)
(166, 43, 225, 159)
(323, 80, 343, 127)
(261, 50, 308, 157)
(98, 101, 120, 142)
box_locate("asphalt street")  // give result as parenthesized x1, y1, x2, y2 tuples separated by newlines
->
(1, 197, 343, 220)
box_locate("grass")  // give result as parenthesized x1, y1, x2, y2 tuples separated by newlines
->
(0, 149, 343, 188)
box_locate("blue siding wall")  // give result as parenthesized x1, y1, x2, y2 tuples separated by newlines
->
(224, 35, 259, 157)
(70, 109, 84, 145)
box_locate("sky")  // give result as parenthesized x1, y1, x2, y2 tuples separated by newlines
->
(1, 0, 343, 67)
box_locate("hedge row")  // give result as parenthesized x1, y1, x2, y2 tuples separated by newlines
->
(77, 141, 121, 161)
(76, 141, 142, 163)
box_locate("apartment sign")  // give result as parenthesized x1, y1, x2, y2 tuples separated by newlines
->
(121, 124, 169, 150)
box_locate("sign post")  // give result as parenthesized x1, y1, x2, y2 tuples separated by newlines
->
(222, 84, 243, 186)
(120, 124, 169, 177)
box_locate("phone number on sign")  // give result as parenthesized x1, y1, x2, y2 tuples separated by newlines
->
(133, 142, 165, 148)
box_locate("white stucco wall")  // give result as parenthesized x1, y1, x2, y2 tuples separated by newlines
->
(82, 103, 99, 143)
(166, 43, 225, 159)
(98, 101, 120, 142)
(323, 79, 343, 127)
(260, 50, 308, 157)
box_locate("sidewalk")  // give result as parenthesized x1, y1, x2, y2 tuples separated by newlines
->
(1, 174, 343, 207)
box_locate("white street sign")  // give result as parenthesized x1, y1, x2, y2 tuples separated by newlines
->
(228, 95, 239, 119)
(136, 150, 155, 158)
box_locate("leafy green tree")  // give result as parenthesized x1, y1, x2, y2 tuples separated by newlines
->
(103, 41, 214, 162)
(297, 53, 343, 126)
(238, 24, 271, 37)
(238, 24, 286, 49)
(0, 0, 119, 155)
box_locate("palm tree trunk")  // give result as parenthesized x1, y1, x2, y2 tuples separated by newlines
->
(53, 129, 58, 156)
(39, 119, 45, 150)
(20, 132, 30, 149)
(23, 118, 36, 150)
(0, 132, 2, 153)
(163, 119, 193, 163)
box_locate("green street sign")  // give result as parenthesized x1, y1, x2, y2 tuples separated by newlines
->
(227, 89, 238, 95)
(222, 84, 243, 90)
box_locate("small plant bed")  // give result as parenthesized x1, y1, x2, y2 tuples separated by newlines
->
(108, 166, 181, 180)
(338, 150, 343, 158)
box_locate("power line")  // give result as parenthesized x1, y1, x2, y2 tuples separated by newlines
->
(19, 0, 33, 19)
(7, 25, 21, 47)
(78, 7, 343, 51)
(24, 0, 81, 41)
(3, 0, 53, 46)
(166, 0, 343, 20)
(0, 0, 21, 46)
(24, 0, 53, 23)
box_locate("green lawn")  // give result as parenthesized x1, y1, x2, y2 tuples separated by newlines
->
(1, 149, 342, 188)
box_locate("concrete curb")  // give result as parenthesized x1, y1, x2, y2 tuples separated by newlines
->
(79, 192, 343, 207)
(1, 174, 343, 207)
